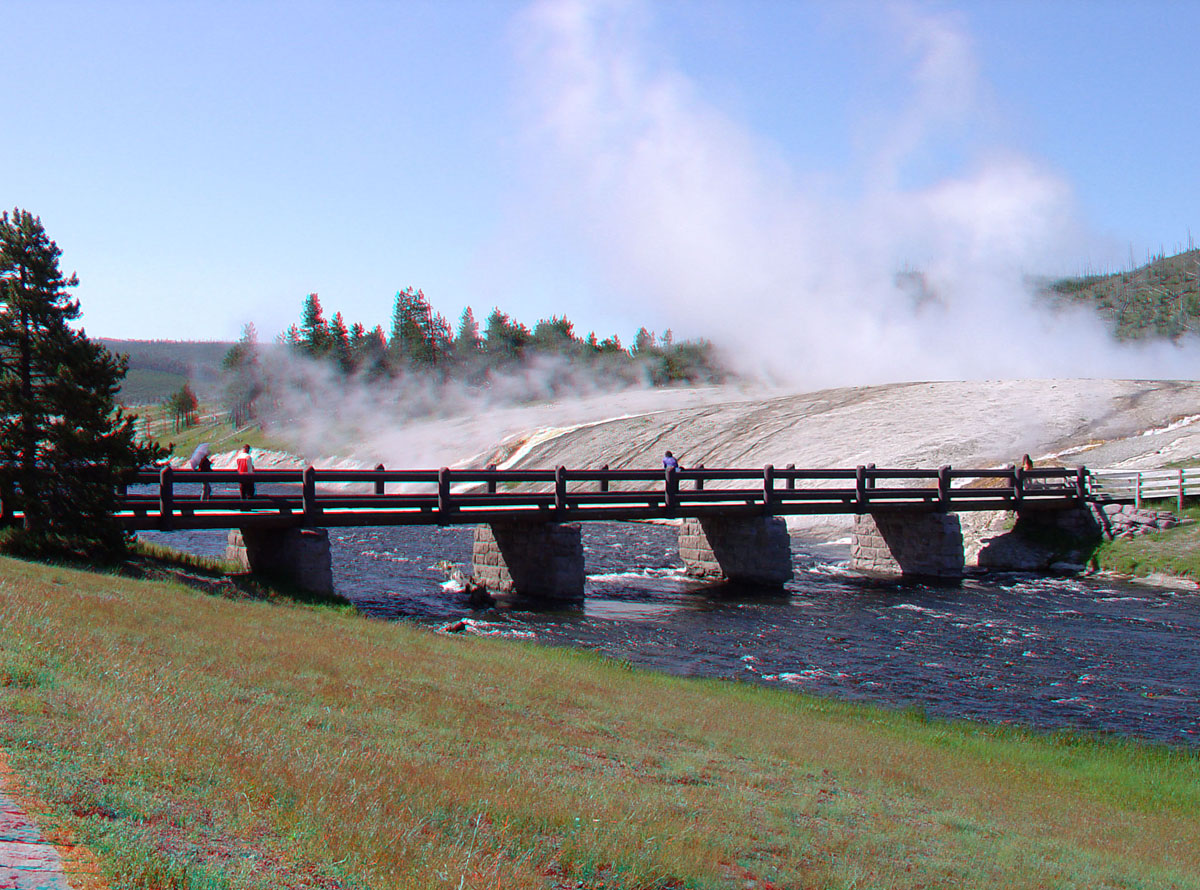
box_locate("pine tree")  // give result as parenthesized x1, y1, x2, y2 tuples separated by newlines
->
(329, 311, 352, 372)
(298, 293, 330, 357)
(454, 306, 481, 355)
(222, 323, 263, 427)
(355, 324, 389, 378)
(484, 308, 530, 362)
(533, 315, 577, 353)
(166, 383, 200, 431)
(390, 287, 428, 365)
(0, 208, 162, 557)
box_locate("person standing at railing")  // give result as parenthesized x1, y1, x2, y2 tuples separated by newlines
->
(663, 451, 682, 472)
(1020, 453, 1046, 492)
(188, 443, 214, 501)
(236, 444, 256, 499)
(200, 453, 214, 500)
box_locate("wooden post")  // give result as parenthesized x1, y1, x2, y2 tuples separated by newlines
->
(1135, 472, 1142, 510)
(374, 463, 385, 496)
(599, 464, 609, 493)
(937, 465, 951, 509)
(438, 467, 452, 514)
(866, 463, 876, 490)
(1012, 463, 1024, 505)
(785, 463, 795, 490)
(855, 465, 866, 510)
(1076, 466, 1088, 502)
(486, 464, 497, 494)
(695, 465, 704, 491)
(158, 465, 174, 530)
(763, 464, 775, 512)
(303, 465, 318, 523)
(1180, 468, 1185, 513)
(555, 465, 567, 511)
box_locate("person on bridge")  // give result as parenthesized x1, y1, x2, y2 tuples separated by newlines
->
(1020, 453, 1038, 490)
(189, 443, 213, 501)
(663, 450, 682, 472)
(236, 444, 256, 500)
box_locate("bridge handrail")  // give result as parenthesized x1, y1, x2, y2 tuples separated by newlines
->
(120, 463, 1088, 489)
(1088, 466, 1199, 510)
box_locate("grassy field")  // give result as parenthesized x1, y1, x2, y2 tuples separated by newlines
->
(132, 404, 289, 462)
(1, 556, 1198, 889)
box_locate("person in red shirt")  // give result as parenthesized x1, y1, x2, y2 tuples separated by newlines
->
(236, 444, 256, 499)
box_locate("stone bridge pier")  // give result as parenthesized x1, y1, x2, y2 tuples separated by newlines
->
(472, 515, 795, 603)
(851, 505, 1102, 578)
(473, 521, 586, 603)
(226, 527, 335, 596)
(678, 516, 793, 587)
(851, 512, 966, 578)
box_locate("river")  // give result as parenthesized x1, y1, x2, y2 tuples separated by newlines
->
(139, 519, 1200, 747)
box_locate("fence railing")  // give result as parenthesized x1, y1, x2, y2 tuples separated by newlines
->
(98, 463, 1088, 530)
(1087, 467, 1199, 511)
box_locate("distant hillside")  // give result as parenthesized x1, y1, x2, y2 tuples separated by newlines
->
(100, 339, 232, 406)
(1041, 248, 1200, 340)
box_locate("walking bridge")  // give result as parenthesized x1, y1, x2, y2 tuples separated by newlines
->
(96, 462, 1099, 600)
(118, 463, 1087, 530)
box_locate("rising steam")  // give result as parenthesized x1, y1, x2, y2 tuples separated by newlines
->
(511, 0, 1196, 386)
(246, 0, 1194, 468)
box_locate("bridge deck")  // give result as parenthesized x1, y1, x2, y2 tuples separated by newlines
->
(113, 464, 1088, 531)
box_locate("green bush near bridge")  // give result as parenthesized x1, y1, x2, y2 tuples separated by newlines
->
(1, 555, 1198, 890)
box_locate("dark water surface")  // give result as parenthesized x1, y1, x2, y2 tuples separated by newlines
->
(141, 520, 1200, 746)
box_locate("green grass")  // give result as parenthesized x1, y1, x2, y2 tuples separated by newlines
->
(1, 556, 1199, 889)
(131, 403, 292, 461)
(1089, 500, 1200, 580)
(130, 539, 238, 574)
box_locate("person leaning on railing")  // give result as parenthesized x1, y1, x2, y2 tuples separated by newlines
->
(236, 444, 255, 498)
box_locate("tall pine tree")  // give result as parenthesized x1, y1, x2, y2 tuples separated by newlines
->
(0, 208, 161, 558)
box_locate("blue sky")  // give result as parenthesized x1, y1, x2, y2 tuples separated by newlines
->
(5, 0, 1198, 370)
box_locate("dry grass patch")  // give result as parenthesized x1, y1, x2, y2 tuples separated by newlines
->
(1, 555, 1198, 888)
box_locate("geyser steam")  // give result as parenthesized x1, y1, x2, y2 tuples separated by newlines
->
(512, 0, 1196, 386)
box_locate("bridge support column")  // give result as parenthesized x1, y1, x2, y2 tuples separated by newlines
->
(972, 505, 1103, 571)
(226, 528, 334, 596)
(679, 516, 793, 587)
(851, 512, 965, 579)
(473, 522, 585, 603)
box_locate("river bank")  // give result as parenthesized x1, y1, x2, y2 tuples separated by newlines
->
(2, 554, 1198, 889)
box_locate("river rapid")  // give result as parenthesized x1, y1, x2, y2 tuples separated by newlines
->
(139, 519, 1200, 748)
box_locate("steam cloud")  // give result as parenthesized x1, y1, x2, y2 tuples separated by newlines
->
(511, 0, 1196, 386)
(247, 0, 1194, 469)
(256, 348, 745, 469)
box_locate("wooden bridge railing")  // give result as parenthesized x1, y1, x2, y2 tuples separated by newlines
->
(105, 463, 1091, 531)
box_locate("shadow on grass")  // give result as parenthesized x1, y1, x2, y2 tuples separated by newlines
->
(0, 527, 354, 611)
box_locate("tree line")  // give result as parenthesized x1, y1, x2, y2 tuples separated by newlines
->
(220, 289, 725, 427)
(279, 289, 724, 384)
